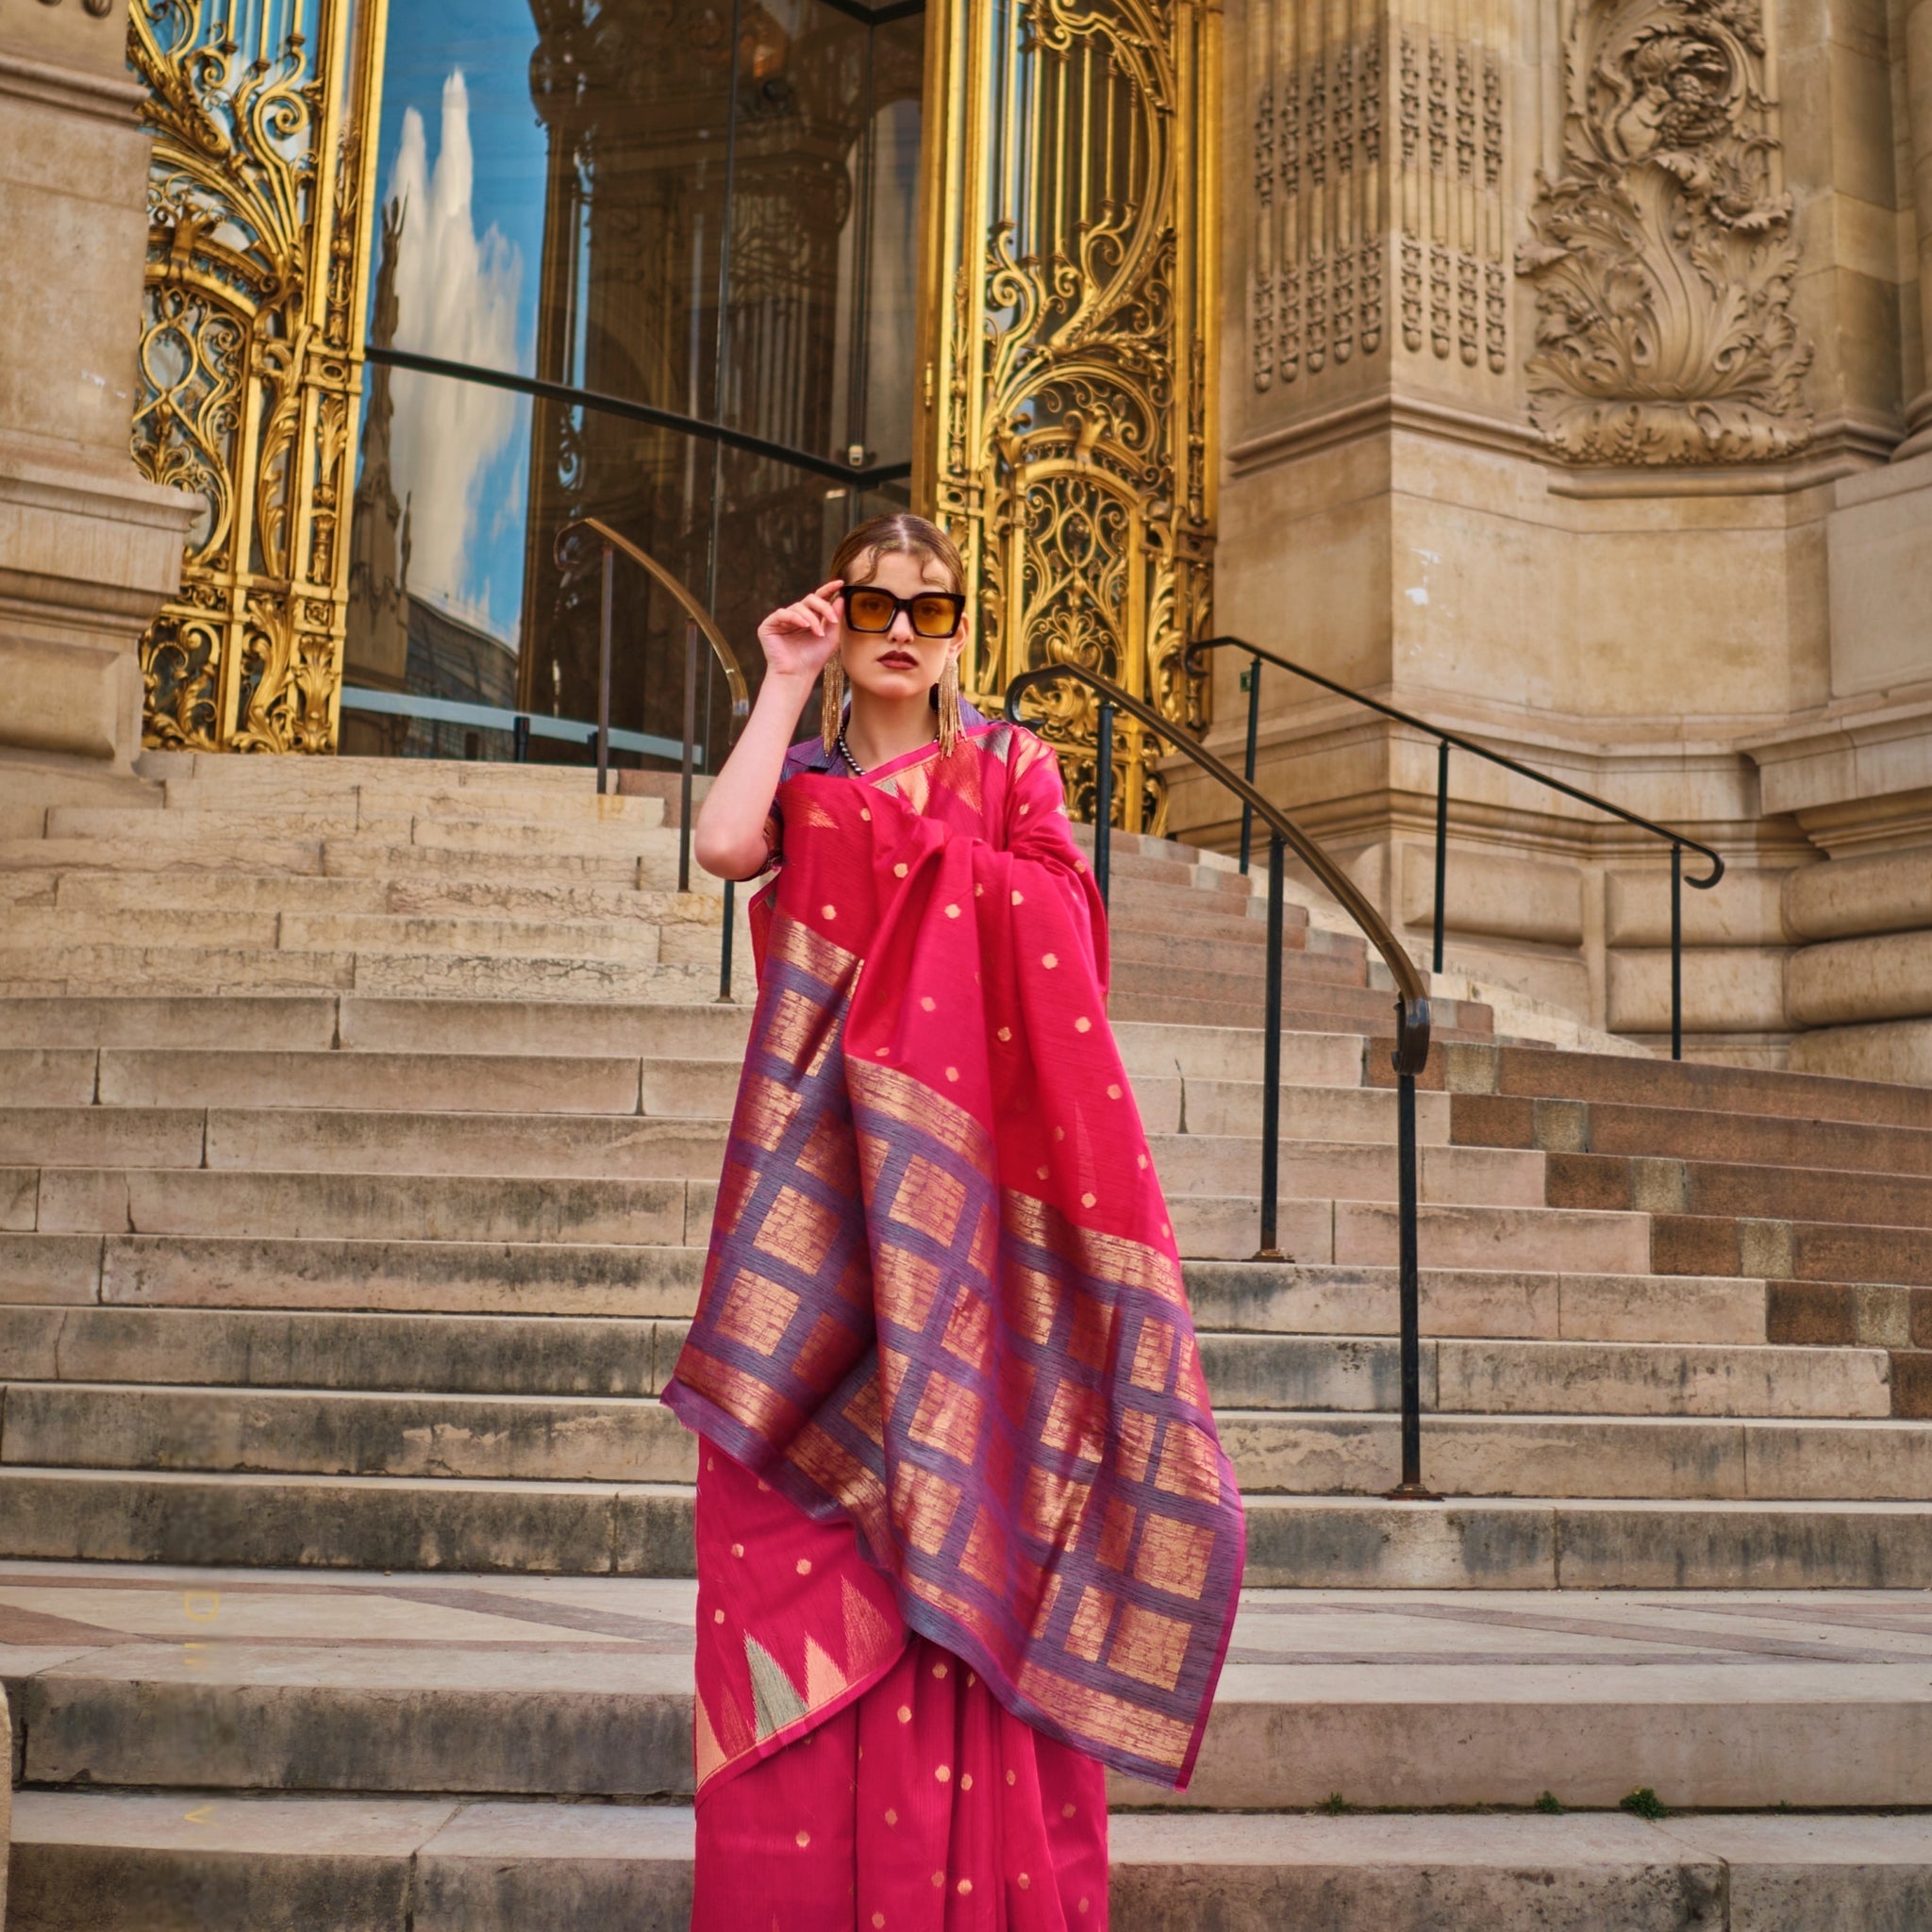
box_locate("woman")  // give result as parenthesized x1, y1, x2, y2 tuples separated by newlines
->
(667, 512, 1243, 1929)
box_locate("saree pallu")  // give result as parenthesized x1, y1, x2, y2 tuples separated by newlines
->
(666, 719, 1243, 1919)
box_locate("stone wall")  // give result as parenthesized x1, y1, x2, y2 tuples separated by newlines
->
(1187, 0, 1932, 1070)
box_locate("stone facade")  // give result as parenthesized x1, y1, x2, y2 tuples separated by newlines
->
(0, 0, 194, 834)
(1186, 0, 1932, 1070)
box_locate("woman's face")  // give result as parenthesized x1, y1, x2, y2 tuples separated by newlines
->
(838, 547, 966, 704)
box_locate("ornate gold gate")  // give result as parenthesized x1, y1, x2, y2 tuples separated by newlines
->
(131, 0, 389, 753)
(914, 0, 1220, 832)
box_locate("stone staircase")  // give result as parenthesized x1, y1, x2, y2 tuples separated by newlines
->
(5, 750, 1932, 1926)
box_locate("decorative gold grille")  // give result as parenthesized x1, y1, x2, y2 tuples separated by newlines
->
(915, 0, 1219, 833)
(131, 0, 389, 753)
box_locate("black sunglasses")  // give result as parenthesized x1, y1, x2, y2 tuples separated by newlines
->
(840, 584, 966, 639)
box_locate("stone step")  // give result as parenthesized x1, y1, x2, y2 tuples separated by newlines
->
(12, 1794, 1925, 1932)
(5, 904, 723, 964)
(1197, 1334, 1890, 1419)
(1457, 1090, 1932, 1178)
(46, 868, 708, 925)
(0, 834, 329, 877)
(0, 1233, 707, 1315)
(1653, 1209, 1932, 1291)
(12, 1465, 1932, 1586)
(1112, 1021, 1366, 1087)
(1169, 1196, 1652, 1271)
(8, 1567, 1932, 1808)
(0, 1268, 1766, 1403)
(24, 1167, 694, 1243)
(321, 841, 663, 888)
(0, 998, 1366, 1089)
(0, 944, 735, 1003)
(1426, 1040, 1932, 1132)
(1183, 1262, 1769, 1343)
(9, 1384, 1922, 1497)
(1217, 1410, 1932, 1499)
(84, 1048, 738, 1115)
(0, 1306, 687, 1393)
(1152, 1136, 1543, 1205)
(1162, 1077, 1448, 1142)
(0, 1106, 727, 1177)
(0, 943, 356, 995)
(40, 807, 691, 864)
(0, 1382, 699, 1484)
(157, 775, 668, 827)
(0, 995, 341, 1051)
(1107, 924, 1369, 988)
(1113, 989, 1496, 1043)
(1550, 1146, 1932, 1229)
(45, 805, 363, 842)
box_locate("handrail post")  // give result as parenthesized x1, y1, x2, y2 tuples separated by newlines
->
(1671, 842, 1683, 1062)
(1256, 833, 1286, 1260)
(596, 541, 614, 796)
(718, 878, 736, 1002)
(679, 619, 699, 895)
(1094, 696, 1115, 908)
(512, 714, 530, 764)
(1432, 740, 1449, 975)
(1391, 1060, 1427, 1495)
(1240, 655, 1261, 876)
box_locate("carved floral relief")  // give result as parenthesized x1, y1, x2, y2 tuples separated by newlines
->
(1517, 0, 1813, 463)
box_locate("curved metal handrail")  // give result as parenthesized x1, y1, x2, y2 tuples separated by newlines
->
(1004, 663, 1431, 1076)
(555, 516, 750, 722)
(1189, 634, 1724, 890)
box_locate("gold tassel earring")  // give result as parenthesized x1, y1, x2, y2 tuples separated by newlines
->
(820, 654, 846, 757)
(936, 653, 961, 758)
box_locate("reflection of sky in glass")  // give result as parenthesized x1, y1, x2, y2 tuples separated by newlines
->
(366, 1, 545, 650)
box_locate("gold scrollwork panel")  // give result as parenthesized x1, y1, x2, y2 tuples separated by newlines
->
(130, 0, 389, 753)
(916, 0, 1219, 834)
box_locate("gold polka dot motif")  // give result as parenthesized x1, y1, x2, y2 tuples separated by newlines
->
(796, 1829, 811, 1848)
(936, 1764, 951, 1782)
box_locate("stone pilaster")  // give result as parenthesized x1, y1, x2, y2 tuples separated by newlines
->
(1900, 0, 1932, 457)
(0, 0, 195, 820)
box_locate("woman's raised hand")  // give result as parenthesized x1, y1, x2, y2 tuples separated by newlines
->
(757, 580, 843, 681)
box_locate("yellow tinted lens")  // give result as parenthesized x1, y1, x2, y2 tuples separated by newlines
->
(908, 594, 958, 638)
(844, 588, 896, 631)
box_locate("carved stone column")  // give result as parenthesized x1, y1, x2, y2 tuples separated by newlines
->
(0, 0, 195, 821)
(1900, 0, 1932, 458)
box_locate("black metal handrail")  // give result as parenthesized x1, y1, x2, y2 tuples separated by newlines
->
(554, 519, 751, 1001)
(374, 346, 915, 491)
(1007, 664, 1438, 1499)
(1190, 637, 1725, 1061)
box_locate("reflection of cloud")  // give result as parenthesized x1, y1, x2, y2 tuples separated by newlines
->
(387, 70, 522, 621)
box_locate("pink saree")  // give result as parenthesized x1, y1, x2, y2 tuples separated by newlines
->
(665, 717, 1243, 1926)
